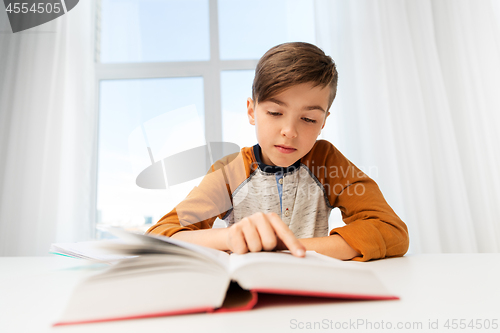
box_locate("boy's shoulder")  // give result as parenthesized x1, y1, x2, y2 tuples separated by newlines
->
(302, 139, 357, 176)
(303, 139, 341, 162)
(312, 139, 336, 150)
(209, 145, 254, 174)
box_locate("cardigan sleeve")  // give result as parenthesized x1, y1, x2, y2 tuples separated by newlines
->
(307, 140, 409, 261)
(147, 150, 251, 237)
(147, 159, 233, 237)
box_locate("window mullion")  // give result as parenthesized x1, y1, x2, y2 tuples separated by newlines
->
(205, 0, 222, 147)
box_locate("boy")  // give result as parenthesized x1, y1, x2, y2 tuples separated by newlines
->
(147, 42, 409, 261)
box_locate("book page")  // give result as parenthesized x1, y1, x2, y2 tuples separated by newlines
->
(228, 251, 395, 299)
(227, 250, 362, 275)
(49, 240, 136, 263)
(106, 227, 230, 269)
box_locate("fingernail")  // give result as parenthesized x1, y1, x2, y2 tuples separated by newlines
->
(296, 249, 305, 257)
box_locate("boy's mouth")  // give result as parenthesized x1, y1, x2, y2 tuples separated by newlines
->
(275, 145, 297, 154)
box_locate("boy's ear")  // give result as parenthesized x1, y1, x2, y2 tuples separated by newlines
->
(321, 111, 331, 129)
(247, 98, 256, 125)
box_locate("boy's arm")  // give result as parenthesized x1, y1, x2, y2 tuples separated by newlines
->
(306, 141, 409, 262)
(298, 235, 361, 260)
(329, 176, 409, 262)
(147, 160, 235, 237)
(171, 212, 306, 257)
(169, 228, 229, 251)
(165, 212, 360, 260)
(146, 207, 215, 237)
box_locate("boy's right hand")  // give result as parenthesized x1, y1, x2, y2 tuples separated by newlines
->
(224, 212, 306, 257)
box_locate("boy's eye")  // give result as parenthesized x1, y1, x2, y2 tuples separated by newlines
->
(267, 111, 317, 123)
(302, 117, 317, 123)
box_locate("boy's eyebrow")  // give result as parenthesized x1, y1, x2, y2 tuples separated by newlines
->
(267, 98, 326, 113)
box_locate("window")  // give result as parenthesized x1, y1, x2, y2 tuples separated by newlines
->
(95, 0, 317, 236)
(100, 0, 210, 63)
(97, 78, 205, 236)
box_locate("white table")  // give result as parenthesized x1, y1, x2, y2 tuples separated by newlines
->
(1, 254, 499, 333)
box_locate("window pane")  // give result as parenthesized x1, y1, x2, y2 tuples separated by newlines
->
(100, 0, 210, 63)
(221, 70, 257, 149)
(218, 0, 316, 60)
(97, 77, 205, 234)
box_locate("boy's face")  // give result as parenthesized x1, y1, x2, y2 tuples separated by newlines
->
(247, 82, 330, 167)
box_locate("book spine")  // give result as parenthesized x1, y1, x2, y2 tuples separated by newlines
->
(213, 291, 259, 313)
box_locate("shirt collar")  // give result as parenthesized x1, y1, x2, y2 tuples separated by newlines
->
(252, 144, 301, 175)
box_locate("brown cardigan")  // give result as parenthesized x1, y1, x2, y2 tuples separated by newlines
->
(147, 140, 409, 261)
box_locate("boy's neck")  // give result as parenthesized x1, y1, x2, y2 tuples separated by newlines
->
(253, 144, 301, 175)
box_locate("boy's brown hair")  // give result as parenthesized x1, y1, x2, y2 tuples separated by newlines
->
(252, 42, 338, 111)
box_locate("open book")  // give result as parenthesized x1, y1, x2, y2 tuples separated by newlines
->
(53, 230, 398, 326)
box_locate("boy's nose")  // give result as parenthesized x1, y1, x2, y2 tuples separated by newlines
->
(280, 122, 298, 138)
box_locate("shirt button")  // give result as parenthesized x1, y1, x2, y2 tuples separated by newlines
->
(284, 210, 290, 217)
(278, 178, 283, 185)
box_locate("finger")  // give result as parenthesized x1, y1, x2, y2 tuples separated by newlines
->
(267, 213, 306, 257)
(253, 214, 278, 251)
(241, 218, 263, 252)
(228, 223, 249, 254)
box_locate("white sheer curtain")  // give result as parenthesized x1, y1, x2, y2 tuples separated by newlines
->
(315, 0, 500, 254)
(0, 2, 96, 256)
